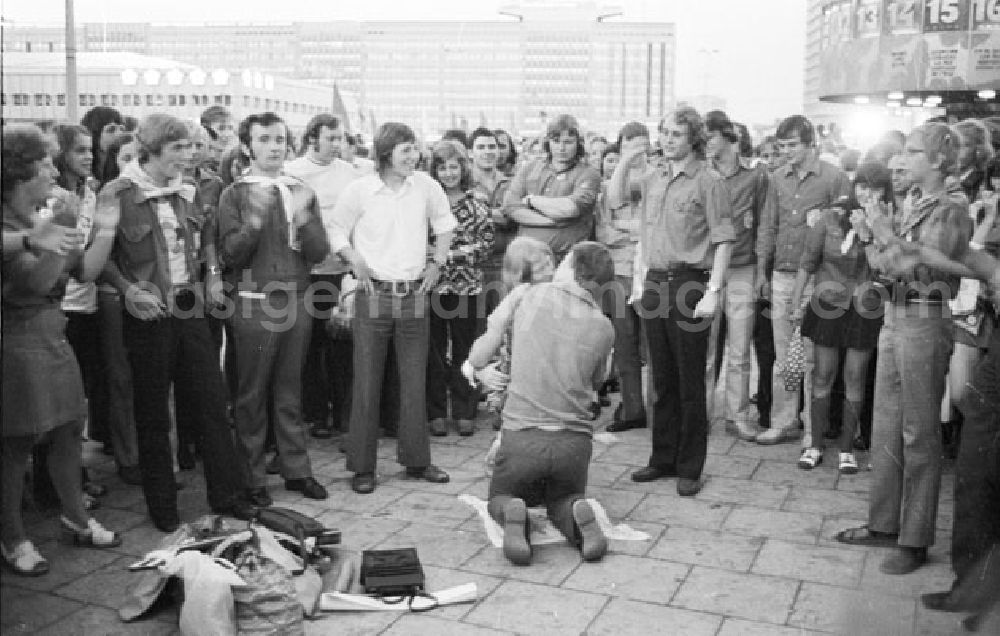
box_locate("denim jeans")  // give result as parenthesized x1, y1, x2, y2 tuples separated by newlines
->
(123, 313, 245, 524)
(706, 264, 757, 425)
(639, 269, 711, 479)
(230, 292, 314, 488)
(769, 270, 814, 432)
(868, 306, 952, 548)
(347, 290, 431, 474)
(487, 428, 592, 544)
(427, 293, 482, 421)
(604, 276, 646, 422)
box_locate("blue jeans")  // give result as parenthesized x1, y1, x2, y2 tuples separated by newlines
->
(347, 290, 431, 474)
(868, 306, 952, 548)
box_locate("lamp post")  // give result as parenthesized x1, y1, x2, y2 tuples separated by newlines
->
(65, 0, 78, 121)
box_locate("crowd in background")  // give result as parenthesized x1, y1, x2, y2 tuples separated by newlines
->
(2, 101, 999, 626)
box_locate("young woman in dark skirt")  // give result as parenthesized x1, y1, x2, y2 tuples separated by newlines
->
(789, 163, 891, 474)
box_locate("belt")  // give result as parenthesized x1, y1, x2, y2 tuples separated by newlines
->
(889, 282, 945, 306)
(646, 266, 710, 282)
(371, 279, 422, 297)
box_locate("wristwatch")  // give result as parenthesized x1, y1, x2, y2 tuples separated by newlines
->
(706, 282, 721, 294)
(208, 265, 222, 275)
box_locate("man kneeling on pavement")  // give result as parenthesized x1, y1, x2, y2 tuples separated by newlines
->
(463, 242, 615, 565)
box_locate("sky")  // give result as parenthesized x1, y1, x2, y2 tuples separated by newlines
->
(1, 0, 806, 125)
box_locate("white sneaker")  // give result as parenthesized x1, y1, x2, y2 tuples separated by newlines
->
(1, 539, 49, 576)
(797, 447, 823, 470)
(838, 452, 859, 475)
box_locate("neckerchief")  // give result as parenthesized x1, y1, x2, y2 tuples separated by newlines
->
(120, 160, 196, 203)
(240, 174, 300, 248)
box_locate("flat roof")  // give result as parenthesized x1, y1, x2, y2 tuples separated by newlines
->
(2, 52, 200, 74)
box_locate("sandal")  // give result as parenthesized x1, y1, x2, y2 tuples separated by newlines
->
(835, 525, 898, 547)
(797, 447, 823, 470)
(839, 452, 859, 475)
(1, 540, 49, 576)
(59, 516, 122, 548)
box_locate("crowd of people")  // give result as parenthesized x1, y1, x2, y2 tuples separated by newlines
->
(2, 100, 999, 626)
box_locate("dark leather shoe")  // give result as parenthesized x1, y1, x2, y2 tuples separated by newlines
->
(285, 477, 328, 500)
(880, 546, 927, 575)
(351, 473, 376, 494)
(310, 424, 333, 439)
(117, 465, 143, 486)
(152, 515, 180, 533)
(406, 465, 450, 484)
(631, 466, 674, 482)
(247, 487, 273, 508)
(212, 498, 257, 520)
(265, 454, 281, 475)
(921, 590, 968, 613)
(606, 417, 647, 433)
(676, 477, 702, 497)
(177, 446, 196, 470)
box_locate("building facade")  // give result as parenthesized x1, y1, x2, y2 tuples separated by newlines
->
(2, 52, 335, 134)
(3, 2, 675, 137)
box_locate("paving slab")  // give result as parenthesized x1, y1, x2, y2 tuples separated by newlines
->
(461, 542, 585, 587)
(703, 453, 760, 479)
(32, 605, 178, 636)
(723, 506, 823, 545)
(752, 539, 866, 587)
(0, 584, 84, 633)
(752, 459, 839, 490)
(671, 566, 799, 624)
(381, 614, 515, 636)
(717, 617, 827, 636)
(585, 597, 721, 636)
(788, 581, 916, 633)
(560, 553, 689, 604)
(463, 580, 607, 636)
(649, 526, 764, 572)
(697, 476, 790, 509)
(783, 485, 870, 518)
(628, 492, 733, 529)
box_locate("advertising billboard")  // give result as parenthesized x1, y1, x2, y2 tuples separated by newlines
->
(818, 0, 1000, 98)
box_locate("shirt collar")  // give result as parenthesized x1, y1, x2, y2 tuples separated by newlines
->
(370, 173, 414, 196)
(711, 155, 751, 179)
(663, 155, 702, 179)
(783, 152, 821, 179)
(551, 279, 601, 310)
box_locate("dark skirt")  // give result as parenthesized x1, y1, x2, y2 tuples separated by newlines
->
(801, 298, 882, 350)
(2, 306, 87, 437)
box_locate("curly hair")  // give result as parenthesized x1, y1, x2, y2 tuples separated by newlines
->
(101, 132, 137, 187)
(430, 139, 472, 191)
(52, 123, 91, 192)
(2, 124, 53, 202)
(660, 107, 708, 159)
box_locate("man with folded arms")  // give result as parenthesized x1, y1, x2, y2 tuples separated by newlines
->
(330, 122, 456, 495)
(464, 242, 615, 565)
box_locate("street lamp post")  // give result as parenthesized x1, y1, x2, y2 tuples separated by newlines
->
(65, 0, 78, 121)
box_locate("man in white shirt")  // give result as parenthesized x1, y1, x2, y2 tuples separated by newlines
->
(331, 122, 457, 494)
(285, 114, 366, 439)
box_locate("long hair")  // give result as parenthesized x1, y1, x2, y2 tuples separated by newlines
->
(431, 139, 472, 191)
(52, 123, 91, 192)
